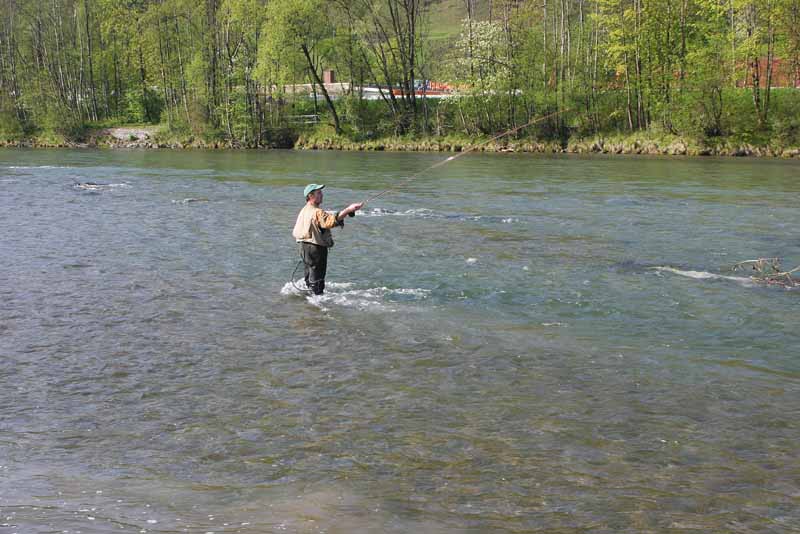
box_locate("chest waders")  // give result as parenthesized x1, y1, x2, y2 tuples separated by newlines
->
(300, 242, 328, 295)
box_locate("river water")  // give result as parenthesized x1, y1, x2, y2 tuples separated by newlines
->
(1, 148, 798, 533)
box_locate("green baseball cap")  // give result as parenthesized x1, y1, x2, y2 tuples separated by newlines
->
(304, 183, 325, 198)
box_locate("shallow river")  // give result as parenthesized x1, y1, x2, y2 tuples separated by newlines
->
(1, 148, 799, 533)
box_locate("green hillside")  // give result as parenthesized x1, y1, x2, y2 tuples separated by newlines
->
(423, 0, 492, 41)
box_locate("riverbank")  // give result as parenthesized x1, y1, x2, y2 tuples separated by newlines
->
(294, 134, 800, 158)
(2, 127, 799, 158)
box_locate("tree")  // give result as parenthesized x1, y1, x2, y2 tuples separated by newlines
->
(347, 0, 424, 134)
(736, 0, 777, 126)
(262, 0, 342, 133)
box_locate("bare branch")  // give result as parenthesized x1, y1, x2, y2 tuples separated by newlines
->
(732, 258, 800, 288)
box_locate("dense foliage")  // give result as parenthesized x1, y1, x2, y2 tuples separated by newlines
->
(1, 0, 798, 147)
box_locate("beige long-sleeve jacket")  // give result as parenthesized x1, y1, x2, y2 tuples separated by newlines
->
(292, 203, 342, 247)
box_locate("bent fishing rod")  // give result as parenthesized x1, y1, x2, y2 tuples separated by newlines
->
(347, 108, 571, 214)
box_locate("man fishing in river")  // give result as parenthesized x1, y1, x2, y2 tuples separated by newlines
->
(292, 184, 362, 295)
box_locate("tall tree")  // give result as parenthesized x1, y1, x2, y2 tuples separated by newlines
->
(262, 0, 342, 133)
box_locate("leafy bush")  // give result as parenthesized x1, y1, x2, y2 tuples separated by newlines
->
(722, 89, 761, 138)
(38, 104, 85, 140)
(262, 127, 298, 148)
(770, 89, 800, 146)
(772, 117, 800, 146)
(124, 88, 163, 124)
(0, 101, 24, 141)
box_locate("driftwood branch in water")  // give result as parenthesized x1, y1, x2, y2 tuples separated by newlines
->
(732, 258, 800, 288)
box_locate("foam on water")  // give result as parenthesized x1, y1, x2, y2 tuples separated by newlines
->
(359, 207, 433, 218)
(172, 198, 210, 204)
(72, 182, 131, 191)
(653, 266, 755, 286)
(360, 207, 518, 223)
(7, 165, 69, 169)
(466, 215, 519, 223)
(280, 279, 311, 297)
(281, 280, 430, 311)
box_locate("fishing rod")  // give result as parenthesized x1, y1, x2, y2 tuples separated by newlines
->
(350, 108, 571, 214)
(289, 109, 570, 293)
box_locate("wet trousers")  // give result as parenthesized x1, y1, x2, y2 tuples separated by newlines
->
(300, 242, 328, 295)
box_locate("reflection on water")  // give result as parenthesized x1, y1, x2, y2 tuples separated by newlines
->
(1, 149, 799, 533)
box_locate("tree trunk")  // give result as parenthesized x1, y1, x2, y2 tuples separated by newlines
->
(156, 18, 172, 129)
(84, 0, 98, 120)
(138, 40, 148, 122)
(763, 0, 774, 124)
(301, 43, 341, 133)
(206, 0, 219, 125)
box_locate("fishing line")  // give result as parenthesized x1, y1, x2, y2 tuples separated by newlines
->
(290, 254, 311, 294)
(358, 108, 570, 208)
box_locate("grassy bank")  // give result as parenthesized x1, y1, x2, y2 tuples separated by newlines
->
(294, 128, 800, 158)
(2, 124, 799, 159)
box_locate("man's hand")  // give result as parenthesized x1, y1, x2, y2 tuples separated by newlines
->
(341, 202, 363, 218)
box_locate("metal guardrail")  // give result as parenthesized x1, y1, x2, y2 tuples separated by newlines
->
(288, 114, 320, 124)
